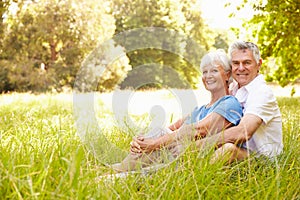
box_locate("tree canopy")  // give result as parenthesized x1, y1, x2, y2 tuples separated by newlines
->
(241, 0, 300, 86)
(1, 0, 298, 93)
(0, 0, 122, 92)
(111, 0, 211, 89)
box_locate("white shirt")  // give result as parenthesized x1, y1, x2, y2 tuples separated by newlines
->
(230, 74, 283, 157)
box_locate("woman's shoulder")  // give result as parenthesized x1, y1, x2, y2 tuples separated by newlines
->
(216, 95, 242, 110)
(218, 95, 239, 103)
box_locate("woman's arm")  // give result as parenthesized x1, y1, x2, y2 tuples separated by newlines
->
(168, 116, 188, 131)
(175, 112, 233, 141)
(130, 115, 188, 153)
(132, 112, 233, 153)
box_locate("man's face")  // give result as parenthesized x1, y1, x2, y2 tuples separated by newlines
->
(231, 49, 261, 88)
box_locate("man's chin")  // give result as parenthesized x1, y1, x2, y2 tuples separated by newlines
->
(236, 79, 248, 87)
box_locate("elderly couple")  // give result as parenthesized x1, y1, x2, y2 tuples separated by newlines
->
(112, 41, 283, 172)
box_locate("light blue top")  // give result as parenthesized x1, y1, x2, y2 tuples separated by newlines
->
(185, 95, 243, 125)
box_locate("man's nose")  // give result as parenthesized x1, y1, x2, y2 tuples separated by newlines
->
(238, 62, 245, 70)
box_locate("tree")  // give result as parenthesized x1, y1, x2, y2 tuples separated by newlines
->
(0, 0, 127, 92)
(0, 0, 10, 40)
(0, 0, 12, 92)
(213, 33, 229, 51)
(242, 0, 300, 86)
(110, 0, 209, 89)
(2, 0, 85, 91)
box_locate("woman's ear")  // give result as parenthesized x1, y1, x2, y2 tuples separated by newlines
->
(226, 71, 231, 79)
(226, 71, 233, 85)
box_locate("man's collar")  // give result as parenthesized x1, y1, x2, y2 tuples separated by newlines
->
(229, 80, 239, 95)
(244, 74, 264, 91)
(229, 74, 264, 95)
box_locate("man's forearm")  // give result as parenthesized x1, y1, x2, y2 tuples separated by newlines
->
(195, 125, 250, 150)
(195, 133, 221, 150)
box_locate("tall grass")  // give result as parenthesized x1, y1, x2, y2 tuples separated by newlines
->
(0, 93, 299, 199)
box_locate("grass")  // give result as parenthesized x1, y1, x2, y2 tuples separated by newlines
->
(0, 92, 299, 199)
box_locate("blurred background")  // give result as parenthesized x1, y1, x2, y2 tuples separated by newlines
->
(0, 0, 299, 94)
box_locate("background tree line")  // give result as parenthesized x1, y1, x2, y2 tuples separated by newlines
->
(0, 0, 298, 93)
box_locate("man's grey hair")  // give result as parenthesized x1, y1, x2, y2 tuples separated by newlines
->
(200, 49, 231, 72)
(229, 41, 261, 64)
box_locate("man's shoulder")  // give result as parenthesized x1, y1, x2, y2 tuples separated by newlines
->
(247, 83, 275, 99)
(246, 75, 274, 95)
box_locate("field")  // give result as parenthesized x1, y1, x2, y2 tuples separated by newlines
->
(0, 88, 299, 199)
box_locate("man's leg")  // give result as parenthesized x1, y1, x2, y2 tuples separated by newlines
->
(210, 143, 249, 164)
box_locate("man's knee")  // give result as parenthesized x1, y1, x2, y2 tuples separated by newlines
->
(216, 143, 249, 163)
(219, 143, 236, 151)
(211, 143, 246, 164)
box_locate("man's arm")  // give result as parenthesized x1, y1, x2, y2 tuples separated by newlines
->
(195, 114, 263, 150)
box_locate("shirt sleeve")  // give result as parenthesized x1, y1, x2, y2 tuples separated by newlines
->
(185, 105, 206, 124)
(213, 96, 243, 125)
(244, 86, 279, 124)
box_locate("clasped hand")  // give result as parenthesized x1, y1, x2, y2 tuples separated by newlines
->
(130, 136, 159, 154)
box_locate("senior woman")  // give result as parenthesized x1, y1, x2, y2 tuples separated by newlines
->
(112, 49, 243, 172)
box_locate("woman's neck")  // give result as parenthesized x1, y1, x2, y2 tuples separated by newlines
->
(208, 88, 229, 107)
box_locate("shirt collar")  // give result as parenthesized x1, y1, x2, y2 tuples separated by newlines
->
(244, 74, 265, 91)
(230, 74, 264, 95)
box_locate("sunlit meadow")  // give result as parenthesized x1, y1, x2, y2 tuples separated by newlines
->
(0, 87, 299, 199)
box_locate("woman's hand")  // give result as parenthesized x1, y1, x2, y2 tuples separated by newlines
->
(130, 136, 143, 153)
(130, 136, 160, 154)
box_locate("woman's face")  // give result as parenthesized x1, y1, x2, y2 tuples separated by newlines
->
(201, 64, 229, 93)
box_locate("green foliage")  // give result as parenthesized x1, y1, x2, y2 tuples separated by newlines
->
(0, 0, 118, 92)
(245, 0, 300, 86)
(0, 0, 227, 92)
(0, 93, 299, 198)
(1, 0, 80, 91)
(110, 0, 210, 89)
(0, 0, 11, 89)
(213, 33, 229, 51)
(75, 40, 131, 93)
(0, 0, 9, 43)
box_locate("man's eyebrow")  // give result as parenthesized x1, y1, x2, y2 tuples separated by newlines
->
(231, 59, 252, 62)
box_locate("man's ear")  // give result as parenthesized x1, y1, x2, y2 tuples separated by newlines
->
(258, 59, 262, 70)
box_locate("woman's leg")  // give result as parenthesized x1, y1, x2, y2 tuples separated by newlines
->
(111, 150, 166, 172)
(111, 127, 176, 172)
